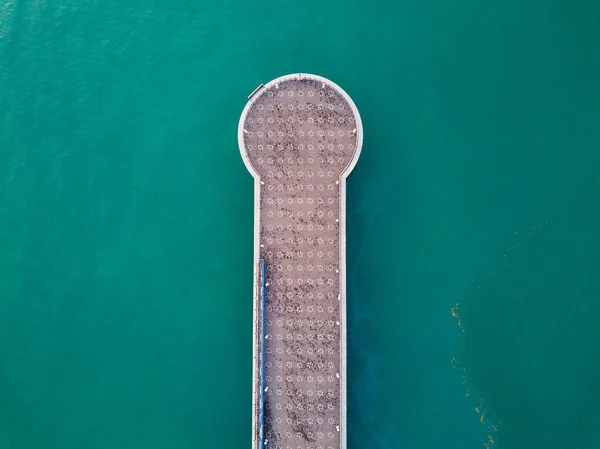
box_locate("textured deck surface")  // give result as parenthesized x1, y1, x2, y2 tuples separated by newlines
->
(240, 74, 361, 449)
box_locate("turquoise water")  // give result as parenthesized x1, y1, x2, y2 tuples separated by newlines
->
(1, 1, 599, 448)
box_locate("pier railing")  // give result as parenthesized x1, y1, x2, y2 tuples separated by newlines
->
(255, 258, 266, 449)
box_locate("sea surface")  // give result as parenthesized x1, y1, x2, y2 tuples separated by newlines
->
(1, 1, 599, 448)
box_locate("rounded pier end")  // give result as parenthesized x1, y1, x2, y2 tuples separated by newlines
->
(238, 73, 363, 181)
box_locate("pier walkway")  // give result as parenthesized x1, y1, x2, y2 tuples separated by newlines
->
(238, 74, 363, 449)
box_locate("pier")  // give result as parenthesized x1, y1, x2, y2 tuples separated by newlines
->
(238, 73, 363, 449)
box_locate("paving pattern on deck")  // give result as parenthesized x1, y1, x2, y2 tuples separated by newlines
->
(240, 75, 360, 449)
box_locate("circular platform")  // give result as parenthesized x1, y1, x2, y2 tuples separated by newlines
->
(239, 73, 362, 181)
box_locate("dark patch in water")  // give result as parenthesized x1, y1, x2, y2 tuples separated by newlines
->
(456, 182, 600, 449)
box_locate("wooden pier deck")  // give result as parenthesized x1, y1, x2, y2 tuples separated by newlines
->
(238, 73, 363, 449)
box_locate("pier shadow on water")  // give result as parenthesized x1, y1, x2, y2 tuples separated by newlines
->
(455, 182, 600, 449)
(347, 183, 404, 449)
